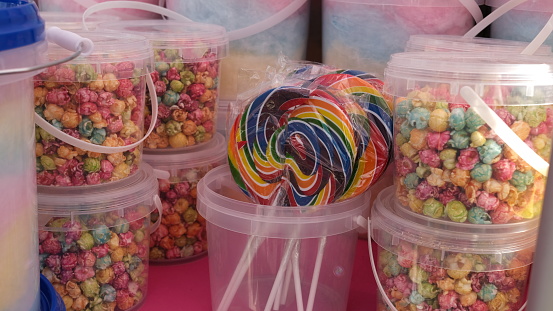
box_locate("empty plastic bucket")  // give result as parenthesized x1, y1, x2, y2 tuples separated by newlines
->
(38, 0, 163, 20)
(370, 186, 537, 311)
(34, 31, 153, 186)
(405, 34, 552, 55)
(166, 0, 311, 101)
(487, 0, 553, 52)
(385, 51, 553, 224)
(143, 132, 227, 263)
(0, 1, 47, 310)
(38, 163, 160, 311)
(40, 274, 65, 311)
(97, 20, 229, 150)
(197, 165, 370, 311)
(322, 0, 483, 78)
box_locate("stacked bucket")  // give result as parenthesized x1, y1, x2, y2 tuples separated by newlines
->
(370, 34, 553, 310)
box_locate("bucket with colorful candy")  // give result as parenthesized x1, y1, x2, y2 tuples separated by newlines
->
(369, 186, 538, 311)
(97, 20, 229, 150)
(143, 132, 227, 263)
(385, 51, 553, 224)
(322, 0, 485, 79)
(38, 163, 161, 311)
(34, 31, 157, 186)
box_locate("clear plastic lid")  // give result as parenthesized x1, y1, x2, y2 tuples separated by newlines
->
(40, 12, 119, 30)
(486, 0, 553, 12)
(326, 0, 483, 6)
(371, 186, 538, 255)
(46, 30, 153, 66)
(97, 20, 229, 61)
(406, 34, 552, 55)
(142, 132, 227, 169)
(37, 163, 158, 220)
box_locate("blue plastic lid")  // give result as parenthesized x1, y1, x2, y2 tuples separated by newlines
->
(40, 274, 65, 311)
(0, 0, 45, 52)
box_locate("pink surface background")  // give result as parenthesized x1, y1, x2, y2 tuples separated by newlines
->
(142, 238, 377, 310)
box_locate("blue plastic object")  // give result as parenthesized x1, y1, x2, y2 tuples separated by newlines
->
(0, 0, 45, 52)
(40, 274, 65, 311)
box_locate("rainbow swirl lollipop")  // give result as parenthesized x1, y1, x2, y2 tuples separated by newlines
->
(228, 85, 373, 206)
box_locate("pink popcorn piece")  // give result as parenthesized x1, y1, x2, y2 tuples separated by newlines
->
(456, 147, 479, 170)
(492, 159, 516, 182)
(427, 131, 450, 150)
(476, 191, 499, 211)
(419, 149, 441, 168)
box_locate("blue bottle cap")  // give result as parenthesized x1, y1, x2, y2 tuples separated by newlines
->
(0, 0, 45, 52)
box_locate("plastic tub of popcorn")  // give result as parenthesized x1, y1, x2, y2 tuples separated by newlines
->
(322, 0, 484, 79)
(487, 0, 553, 52)
(370, 186, 538, 311)
(37, 163, 161, 311)
(385, 51, 553, 224)
(143, 132, 227, 263)
(97, 20, 229, 150)
(34, 31, 154, 186)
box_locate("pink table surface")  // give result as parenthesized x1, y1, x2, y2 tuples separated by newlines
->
(142, 238, 377, 310)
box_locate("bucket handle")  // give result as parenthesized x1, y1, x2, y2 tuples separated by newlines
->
(362, 217, 528, 311)
(34, 67, 159, 154)
(459, 86, 549, 176)
(464, 0, 529, 38)
(457, 0, 483, 23)
(151, 194, 163, 232)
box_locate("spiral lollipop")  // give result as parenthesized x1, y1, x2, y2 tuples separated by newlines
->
(228, 85, 373, 207)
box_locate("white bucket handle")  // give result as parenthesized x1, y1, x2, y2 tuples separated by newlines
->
(81, 0, 193, 30)
(464, 0, 529, 38)
(151, 194, 163, 232)
(365, 217, 528, 311)
(521, 14, 553, 55)
(459, 86, 549, 176)
(34, 68, 159, 154)
(457, 0, 483, 23)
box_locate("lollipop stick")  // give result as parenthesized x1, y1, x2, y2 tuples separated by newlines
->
(279, 260, 293, 306)
(264, 239, 298, 311)
(292, 240, 305, 311)
(306, 237, 327, 311)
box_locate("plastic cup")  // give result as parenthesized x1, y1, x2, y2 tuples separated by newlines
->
(142, 132, 227, 264)
(405, 34, 553, 55)
(37, 163, 160, 311)
(385, 51, 553, 224)
(34, 31, 153, 186)
(97, 20, 229, 150)
(38, 0, 163, 20)
(0, 1, 47, 310)
(487, 0, 553, 52)
(165, 0, 311, 101)
(322, 0, 483, 79)
(40, 11, 119, 30)
(197, 165, 369, 311)
(370, 186, 538, 311)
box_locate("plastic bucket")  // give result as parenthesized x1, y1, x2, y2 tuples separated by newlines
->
(166, 0, 311, 101)
(405, 34, 553, 55)
(322, 0, 484, 79)
(0, 1, 47, 310)
(487, 0, 553, 52)
(197, 165, 370, 311)
(143, 132, 227, 263)
(97, 20, 229, 150)
(370, 186, 538, 311)
(34, 31, 154, 186)
(385, 51, 553, 224)
(38, 0, 164, 20)
(40, 11, 119, 30)
(40, 274, 65, 311)
(37, 163, 160, 311)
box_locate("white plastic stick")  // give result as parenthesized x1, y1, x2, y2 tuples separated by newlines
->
(457, 0, 484, 23)
(292, 241, 305, 311)
(306, 237, 326, 311)
(459, 86, 549, 176)
(463, 0, 529, 38)
(264, 239, 298, 311)
(279, 258, 294, 306)
(521, 14, 553, 55)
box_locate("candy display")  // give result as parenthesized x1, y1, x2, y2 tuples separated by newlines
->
(385, 52, 553, 224)
(166, 0, 310, 100)
(38, 163, 160, 311)
(98, 20, 229, 150)
(143, 133, 227, 263)
(322, 0, 479, 78)
(38, 0, 163, 20)
(371, 187, 537, 311)
(33, 32, 153, 186)
(487, 0, 553, 52)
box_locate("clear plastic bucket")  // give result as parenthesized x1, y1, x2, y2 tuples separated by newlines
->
(143, 132, 227, 264)
(38, 0, 164, 20)
(197, 165, 370, 311)
(370, 186, 538, 311)
(34, 31, 154, 186)
(0, 1, 47, 310)
(37, 163, 161, 311)
(97, 20, 229, 150)
(385, 51, 553, 224)
(165, 0, 311, 101)
(322, 0, 483, 79)
(487, 0, 553, 52)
